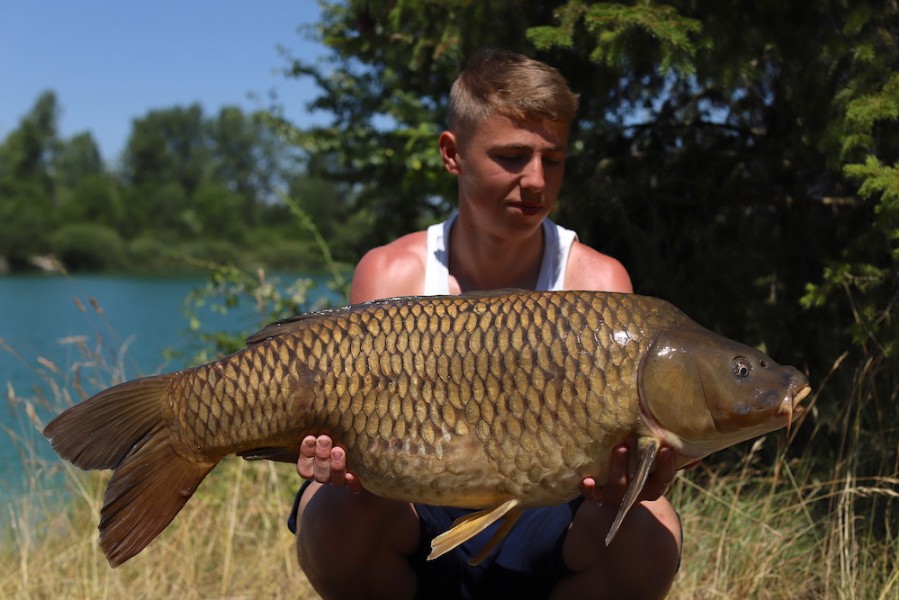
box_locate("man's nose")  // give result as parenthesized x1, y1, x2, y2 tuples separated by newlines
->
(520, 156, 545, 191)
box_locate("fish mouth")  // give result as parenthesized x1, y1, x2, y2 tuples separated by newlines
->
(779, 384, 811, 436)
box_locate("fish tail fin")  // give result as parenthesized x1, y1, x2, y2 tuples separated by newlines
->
(43, 374, 216, 567)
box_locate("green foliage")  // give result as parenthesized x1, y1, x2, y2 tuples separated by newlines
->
(49, 223, 127, 271)
(126, 235, 181, 272)
(123, 104, 208, 194)
(529, 2, 704, 72)
(177, 193, 352, 361)
(59, 173, 124, 228)
(0, 91, 59, 189)
(0, 181, 55, 269)
(179, 259, 347, 362)
(55, 132, 103, 191)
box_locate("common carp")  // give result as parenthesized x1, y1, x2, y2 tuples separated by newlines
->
(43, 290, 810, 567)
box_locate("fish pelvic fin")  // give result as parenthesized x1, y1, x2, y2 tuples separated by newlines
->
(467, 507, 523, 566)
(237, 446, 300, 463)
(427, 499, 521, 562)
(43, 374, 216, 567)
(605, 437, 660, 546)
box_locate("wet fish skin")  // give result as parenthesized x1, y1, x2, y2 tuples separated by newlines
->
(42, 290, 810, 567)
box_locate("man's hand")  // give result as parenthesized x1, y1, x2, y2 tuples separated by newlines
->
(580, 441, 676, 507)
(297, 435, 364, 494)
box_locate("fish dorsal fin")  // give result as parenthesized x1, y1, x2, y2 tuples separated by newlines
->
(245, 303, 367, 345)
(428, 499, 521, 561)
(247, 291, 532, 345)
(605, 437, 660, 546)
(458, 288, 527, 298)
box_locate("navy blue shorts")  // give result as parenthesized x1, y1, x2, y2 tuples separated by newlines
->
(288, 483, 583, 599)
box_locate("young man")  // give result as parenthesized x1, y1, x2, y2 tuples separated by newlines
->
(290, 49, 682, 599)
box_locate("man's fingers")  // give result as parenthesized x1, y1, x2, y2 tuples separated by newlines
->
(297, 435, 361, 491)
(345, 473, 364, 494)
(329, 445, 347, 486)
(313, 437, 334, 482)
(591, 444, 629, 507)
(297, 435, 318, 478)
(580, 477, 599, 503)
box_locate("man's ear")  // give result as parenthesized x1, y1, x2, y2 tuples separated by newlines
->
(439, 131, 461, 174)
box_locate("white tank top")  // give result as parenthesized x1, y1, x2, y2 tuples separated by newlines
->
(423, 212, 578, 295)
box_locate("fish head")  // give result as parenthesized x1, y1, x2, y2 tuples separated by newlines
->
(638, 325, 811, 461)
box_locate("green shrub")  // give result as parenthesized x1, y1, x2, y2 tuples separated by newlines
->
(246, 236, 322, 271)
(126, 235, 182, 272)
(49, 223, 126, 271)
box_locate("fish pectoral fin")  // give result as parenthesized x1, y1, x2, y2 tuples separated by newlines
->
(427, 499, 521, 561)
(237, 446, 299, 463)
(605, 437, 660, 546)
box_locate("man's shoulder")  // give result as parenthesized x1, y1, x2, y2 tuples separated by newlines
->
(360, 231, 427, 269)
(350, 231, 428, 302)
(565, 241, 633, 293)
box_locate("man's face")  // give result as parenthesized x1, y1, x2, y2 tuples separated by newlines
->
(443, 114, 570, 240)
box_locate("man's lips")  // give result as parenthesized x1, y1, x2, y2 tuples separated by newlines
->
(508, 202, 545, 215)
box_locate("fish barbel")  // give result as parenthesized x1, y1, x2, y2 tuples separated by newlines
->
(43, 290, 810, 567)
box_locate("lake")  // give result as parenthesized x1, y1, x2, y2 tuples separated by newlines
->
(0, 272, 343, 499)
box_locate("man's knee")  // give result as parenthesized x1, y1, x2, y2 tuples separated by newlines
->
(295, 486, 420, 598)
(557, 498, 680, 598)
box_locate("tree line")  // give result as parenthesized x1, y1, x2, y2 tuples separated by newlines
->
(0, 92, 371, 274)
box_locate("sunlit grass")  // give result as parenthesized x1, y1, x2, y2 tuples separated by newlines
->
(670, 452, 899, 599)
(1, 418, 315, 599)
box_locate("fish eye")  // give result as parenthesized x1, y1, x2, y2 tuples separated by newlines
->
(733, 357, 752, 378)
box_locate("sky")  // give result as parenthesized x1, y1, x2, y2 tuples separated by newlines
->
(1, 0, 330, 164)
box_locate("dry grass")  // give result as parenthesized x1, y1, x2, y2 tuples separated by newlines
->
(669, 446, 899, 599)
(1, 444, 318, 599)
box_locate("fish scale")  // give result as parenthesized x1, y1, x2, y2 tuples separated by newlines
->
(43, 289, 810, 567)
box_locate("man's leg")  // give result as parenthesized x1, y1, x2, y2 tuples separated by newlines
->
(296, 482, 421, 599)
(552, 497, 682, 599)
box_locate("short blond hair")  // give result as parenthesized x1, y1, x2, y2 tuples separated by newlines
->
(448, 49, 579, 144)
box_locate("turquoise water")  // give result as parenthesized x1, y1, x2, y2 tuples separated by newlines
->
(0, 273, 341, 499)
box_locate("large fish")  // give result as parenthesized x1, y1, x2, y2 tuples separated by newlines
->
(43, 290, 810, 567)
